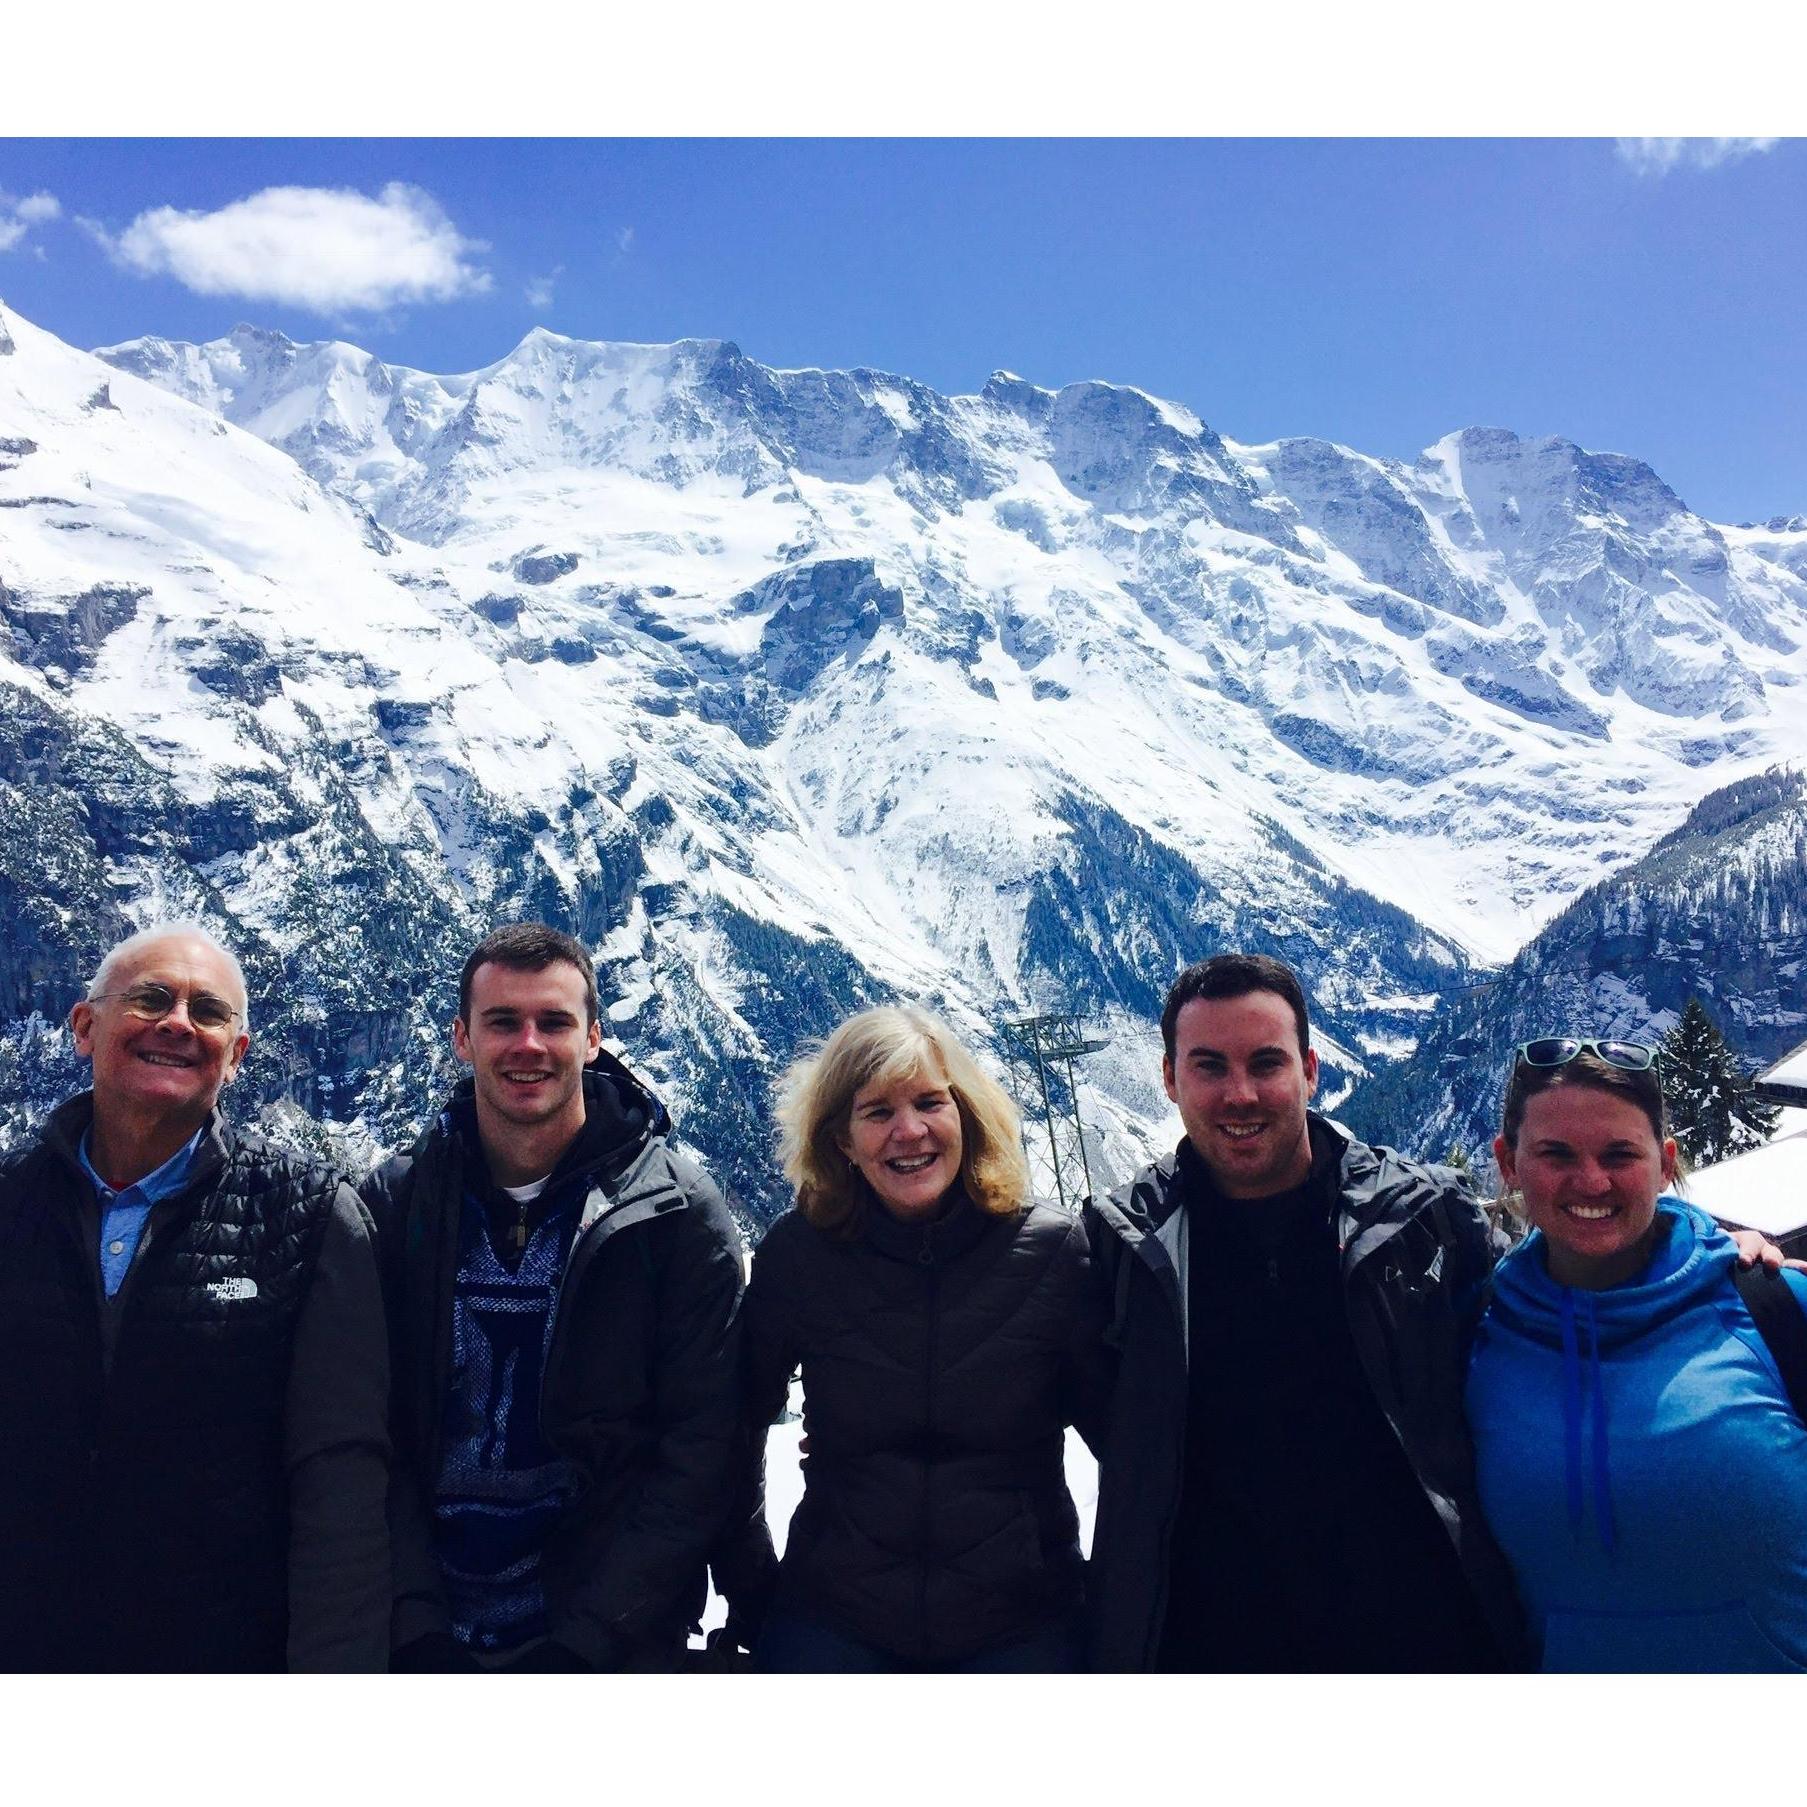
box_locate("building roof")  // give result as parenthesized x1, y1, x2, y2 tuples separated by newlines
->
(1756, 1035, 1807, 1104)
(1683, 1121, 1807, 1239)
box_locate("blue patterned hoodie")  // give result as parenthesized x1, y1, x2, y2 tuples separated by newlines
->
(1466, 1200, 1807, 1672)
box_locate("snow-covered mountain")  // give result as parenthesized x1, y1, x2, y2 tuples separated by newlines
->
(4, 300, 1806, 1217)
(1342, 765, 1807, 1173)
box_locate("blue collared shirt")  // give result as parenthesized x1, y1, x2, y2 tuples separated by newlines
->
(79, 1127, 205, 1297)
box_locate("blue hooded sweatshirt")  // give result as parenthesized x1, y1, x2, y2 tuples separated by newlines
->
(1466, 1200, 1807, 1672)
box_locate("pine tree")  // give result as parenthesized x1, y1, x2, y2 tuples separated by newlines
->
(1660, 997, 1781, 1166)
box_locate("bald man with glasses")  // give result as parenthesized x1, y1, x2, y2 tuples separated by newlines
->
(0, 923, 391, 1671)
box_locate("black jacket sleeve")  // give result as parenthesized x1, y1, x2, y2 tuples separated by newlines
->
(550, 1164, 746, 1669)
(284, 1182, 392, 1671)
(357, 1154, 454, 1653)
(708, 1213, 807, 1627)
(1059, 1211, 1116, 1458)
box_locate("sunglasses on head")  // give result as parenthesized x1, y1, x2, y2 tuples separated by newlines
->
(1515, 1036, 1657, 1073)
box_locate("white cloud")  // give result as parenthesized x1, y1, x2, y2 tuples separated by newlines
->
(1615, 137, 1780, 176)
(98, 182, 490, 311)
(616, 225, 635, 254)
(525, 264, 562, 310)
(0, 188, 60, 253)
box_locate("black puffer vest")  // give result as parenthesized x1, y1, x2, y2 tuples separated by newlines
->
(0, 1095, 339, 1672)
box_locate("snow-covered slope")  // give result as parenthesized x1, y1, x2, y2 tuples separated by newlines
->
(1342, 765, 1807, 1174)
(4, 299, 1805, 1216)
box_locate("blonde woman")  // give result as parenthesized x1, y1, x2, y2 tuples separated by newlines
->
(721, 1006, 1109, 1672)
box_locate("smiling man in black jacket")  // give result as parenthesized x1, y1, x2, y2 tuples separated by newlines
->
(0, 922, 389, 1672)
(1083, 952, 1524, 1673)
(362, 922, 744, 1672)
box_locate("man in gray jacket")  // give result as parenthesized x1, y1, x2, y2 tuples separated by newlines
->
(1083, 952, 1521, 1672)
(0, 922, 390, 1671)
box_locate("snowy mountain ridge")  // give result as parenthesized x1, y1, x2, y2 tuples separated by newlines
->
(92, 316, 1807, 949)
(1343, 764, 1807, 1174)
(3, 298, 1806, 1211)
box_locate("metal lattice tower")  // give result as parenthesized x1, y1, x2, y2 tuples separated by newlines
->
(999, 1012, 1109, 1210)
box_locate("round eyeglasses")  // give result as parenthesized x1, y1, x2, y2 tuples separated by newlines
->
(87, 982, 242, 1032)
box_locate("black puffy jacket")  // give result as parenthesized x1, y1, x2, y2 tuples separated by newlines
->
(0, 1094, 357, 1671)
(726, 1193, 1109, 1666)
(361, 1058, 745, 1670)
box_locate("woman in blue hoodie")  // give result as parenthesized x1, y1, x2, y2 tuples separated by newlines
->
(1465, 1037, 1807, 1672)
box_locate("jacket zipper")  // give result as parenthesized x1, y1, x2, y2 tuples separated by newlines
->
(1145, 1287, 1188, 1669)
(56, 1160, 113, 1475)
(1339, 1224, 1463, 1559)
(538, 1193, 611, 1440)
(1112, 1217, 1187, 1668)
(918, 1222, 938, 1662)
(85, 1159, 219, 1387)
(538, 1172, 671, 1443)
(60, 1150, 219, 1488)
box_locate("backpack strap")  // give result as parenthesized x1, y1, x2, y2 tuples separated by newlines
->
(1732, 1264, 1807, 1424)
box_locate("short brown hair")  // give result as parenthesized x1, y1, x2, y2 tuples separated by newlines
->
(459, 922, 600, 1025)
(776, 1006, 1030, 1233)
(1161, 952, 1310, 1061)
(1500, 1049, 1668, 1148)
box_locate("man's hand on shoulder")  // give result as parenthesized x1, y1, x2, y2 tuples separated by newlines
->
(1727, 1228, 1804, 1273)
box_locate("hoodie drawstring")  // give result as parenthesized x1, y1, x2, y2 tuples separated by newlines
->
(1560, 1289, 1585, 1539)
(1559, 1288, 1616, 1555)
(1586, 1293, 1615, 1555)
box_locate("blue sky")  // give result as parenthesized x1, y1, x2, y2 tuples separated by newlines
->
(1, 136, 1801, 523)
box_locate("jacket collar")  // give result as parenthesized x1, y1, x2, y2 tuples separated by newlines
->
(424, 1052, 667, 1192)
(40, 1089, 232, 1202)
(1098, 1105, 1423, 1337)
(858, 1186, 995, 1265)
(1104, 1112, 1356, 1233)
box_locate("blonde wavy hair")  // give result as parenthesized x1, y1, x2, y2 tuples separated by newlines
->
(776, 1005, 1031, 1233)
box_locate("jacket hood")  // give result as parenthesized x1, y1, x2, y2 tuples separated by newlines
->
(429, 1051, 669, 1189)
(1099, 1113, 1441, 1249)
(1485, 1199, 1734, 1555)
(1487, 1200, 1735, 1352)
(1098, 1147, 1182, 1246)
